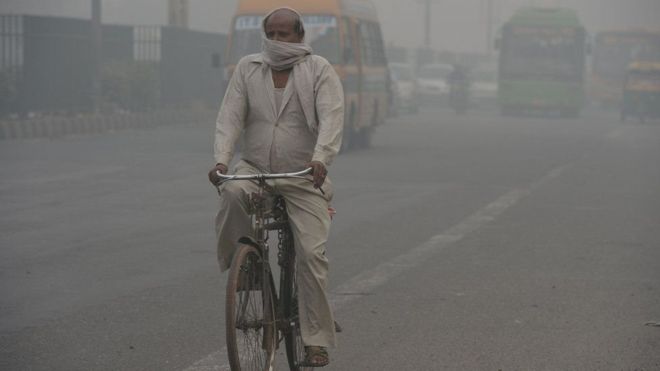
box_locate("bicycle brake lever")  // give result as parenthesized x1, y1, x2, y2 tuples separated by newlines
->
(296, 176, 325, 195)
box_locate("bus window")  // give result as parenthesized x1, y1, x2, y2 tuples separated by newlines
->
(372, 23, 386, 66)
(342, 17, 355, 64)
(303, 15, 341, 63)
(228, 14, 341, 65)
(358, 21, 386, 66)
(595, 34, 660, 80)
(502, 26, 583, 80)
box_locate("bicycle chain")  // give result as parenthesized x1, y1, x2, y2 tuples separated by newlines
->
(277, 227, 286, 267)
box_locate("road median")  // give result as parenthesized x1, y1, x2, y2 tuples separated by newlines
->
(0, 110, 216, 140)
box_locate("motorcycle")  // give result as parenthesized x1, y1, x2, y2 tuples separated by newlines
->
(448, 79, 470, 115)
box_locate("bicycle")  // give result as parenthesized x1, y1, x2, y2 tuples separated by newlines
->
(215, 168, 321, 371)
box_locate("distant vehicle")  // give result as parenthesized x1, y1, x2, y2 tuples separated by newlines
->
(470, 63, 498, 108)
(447, 65, 470, 115)
(590, 30, 660, 108)
(416, 63, 453, 105)
(496, 7, 588, 117)
(389, 62, 419, 114)
(620, 61, 660, 123)
(225, 0, 390, 151)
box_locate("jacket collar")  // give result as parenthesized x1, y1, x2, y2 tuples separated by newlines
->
(248, 53, 265, 65)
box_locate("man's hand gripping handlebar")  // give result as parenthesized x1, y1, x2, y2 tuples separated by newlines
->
(209, 166, 326, 195)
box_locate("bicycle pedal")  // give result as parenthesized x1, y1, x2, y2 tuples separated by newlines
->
(334, 320, 343, 333)
(264, 221, 288, 230)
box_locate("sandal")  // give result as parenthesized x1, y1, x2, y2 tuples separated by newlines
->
(300, 346, 329, 367)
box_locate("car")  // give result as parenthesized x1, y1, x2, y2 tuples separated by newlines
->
(416, 63, 453, 105)
(389, 62, 419, 114)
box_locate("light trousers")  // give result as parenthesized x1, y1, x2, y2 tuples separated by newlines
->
(215, 160, 336, 348)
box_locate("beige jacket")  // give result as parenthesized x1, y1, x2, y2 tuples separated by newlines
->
(214, 54, 344, 173)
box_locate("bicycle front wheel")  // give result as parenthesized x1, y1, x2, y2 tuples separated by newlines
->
(281, 251, 311, 371)
(226, 244, 275, 371)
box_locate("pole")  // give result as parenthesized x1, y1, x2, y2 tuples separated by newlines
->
(168, 0, 189, 28)
(485, 0, 491, 56)
(91, 0, 102, 113)
(424, 0, 431, 48)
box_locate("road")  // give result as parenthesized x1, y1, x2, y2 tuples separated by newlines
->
(1, 106, 659, 370)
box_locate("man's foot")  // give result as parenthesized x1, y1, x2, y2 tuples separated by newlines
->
(300, 346, 329, 367)
(334, 320, 343, 333)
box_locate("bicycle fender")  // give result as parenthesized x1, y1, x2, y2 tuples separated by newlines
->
(238, 236, 260, 250)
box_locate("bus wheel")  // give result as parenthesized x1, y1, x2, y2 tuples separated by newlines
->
(640, 101, 648, 124)
(357, 127, 372, 149)
(500, 106, 514, 116)
(341, 107, 356, 153)
(639, 113, 646, 124)
(357, 113, 378, 149)
(341, 125, 354, 153)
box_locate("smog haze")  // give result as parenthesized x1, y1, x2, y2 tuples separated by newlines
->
(2, 0, 659, 53)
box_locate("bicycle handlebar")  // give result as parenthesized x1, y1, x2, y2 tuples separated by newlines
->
(215, 167, 313, 182)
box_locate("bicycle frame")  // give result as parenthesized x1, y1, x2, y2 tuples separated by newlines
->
(217, 168, 313, 370)
(215, 167, 313, 271)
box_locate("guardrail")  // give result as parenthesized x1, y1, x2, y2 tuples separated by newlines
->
(0, 110, 215, 140)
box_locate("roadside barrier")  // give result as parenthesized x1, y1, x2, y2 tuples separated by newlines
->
(0, 110, 216, 140)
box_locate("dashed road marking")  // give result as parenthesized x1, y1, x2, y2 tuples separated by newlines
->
(182, 162, 572, 371)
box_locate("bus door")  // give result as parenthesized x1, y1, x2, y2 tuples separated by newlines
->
(342, 16, 363, 130)
(355, 19, 388, 129)
(355, 20, 370, 129)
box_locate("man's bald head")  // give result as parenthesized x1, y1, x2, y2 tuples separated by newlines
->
(263, 8, 305, 43)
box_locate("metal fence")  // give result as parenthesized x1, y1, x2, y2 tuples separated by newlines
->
(0, 15, 227, 117)
(0, 15, 23, 116)
(160, 27, 226, 107)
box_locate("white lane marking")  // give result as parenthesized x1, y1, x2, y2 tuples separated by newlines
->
(329, 188, 531, 308)
(183, 355, 231, 371)
(606, 126, 626, 139)
(183, 163, 571, 371)
(0, 166, 126, 191)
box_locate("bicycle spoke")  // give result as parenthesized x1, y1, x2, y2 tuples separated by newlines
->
(226, 245, 275, 371)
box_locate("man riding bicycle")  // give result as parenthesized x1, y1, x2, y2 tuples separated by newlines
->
(207, 7, 344, 367)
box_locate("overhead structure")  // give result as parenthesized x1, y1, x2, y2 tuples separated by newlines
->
(91, 0, 102, 113)
(168, 0, 189, 28)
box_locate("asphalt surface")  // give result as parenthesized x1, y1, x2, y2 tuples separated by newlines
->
(1, 106, 659, 370)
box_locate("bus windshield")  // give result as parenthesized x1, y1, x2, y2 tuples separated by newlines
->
(594, 34, 660, 80)
(628, 69, 660, 85)
(502, 26, 583, 79)
(229, 15, 340, 65)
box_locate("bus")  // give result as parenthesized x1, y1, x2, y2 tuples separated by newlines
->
(496, 7, 588, 117)
(225, 0, 389, 150)
(590, 30, 660, 107)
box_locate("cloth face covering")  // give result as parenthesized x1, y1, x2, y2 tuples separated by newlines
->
(260, 10, 318, 133)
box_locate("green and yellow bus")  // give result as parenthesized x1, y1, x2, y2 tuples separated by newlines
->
(225, 0, 389, 149)
(496, 7, 588, 117)
(590, 29, 660, 107)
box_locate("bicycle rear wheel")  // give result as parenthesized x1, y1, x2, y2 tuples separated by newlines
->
(281, 250, 311, 371)
(226, 244, 275, 371)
